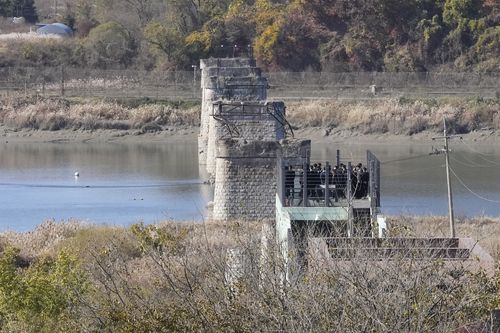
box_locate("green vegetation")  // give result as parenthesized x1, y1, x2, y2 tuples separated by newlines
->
(0, 0, 498, 71)
(0, 217, 498, 332)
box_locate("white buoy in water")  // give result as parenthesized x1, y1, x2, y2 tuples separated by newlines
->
(74, 171, 79, 177)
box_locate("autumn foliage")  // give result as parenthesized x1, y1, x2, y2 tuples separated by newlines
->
(0, 0, 497, 71)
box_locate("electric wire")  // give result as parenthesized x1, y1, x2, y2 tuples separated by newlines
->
(458, 139, 500, 166)
(459, 138, 499, 156)
(449, 166, 500, 203)
(449, 155, 493, 168)
(384, 165, 443, 177)
(380, 153, 432, 165)
(457, 150, 495, 167)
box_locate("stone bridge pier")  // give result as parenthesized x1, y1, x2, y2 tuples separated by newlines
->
(198, 58, 268, 169)
(213, 139, 310, 222)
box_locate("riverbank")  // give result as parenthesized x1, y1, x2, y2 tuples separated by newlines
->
(1, 95, 499, 144)
(2, 124, 500, 146)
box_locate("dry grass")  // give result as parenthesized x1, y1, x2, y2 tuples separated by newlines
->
(287, 98, 500, 135)
(0, 95, 498, 135)
(388, 215, 500, 260)
(0, 95, 200, 131)
(0, 219, 89, 259)
(0, 217, 497, 332)
(0, 32, 62, 41)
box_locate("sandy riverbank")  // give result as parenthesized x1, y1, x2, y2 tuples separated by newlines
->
(0, 125, 199, 144)
(2, 124, 500, 146)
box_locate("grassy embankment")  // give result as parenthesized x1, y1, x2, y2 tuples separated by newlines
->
(0, 95, 499, 136)
(0, 216, 498, 332)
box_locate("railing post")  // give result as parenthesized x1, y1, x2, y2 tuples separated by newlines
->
(347, 162, 353, 237)
(324, 161, 330, 207)
(491, 308, 500, 333)
(370, 159, 376, 203)
(279, 160, 286, 206)
(302, 162, 308, 207)
(336, 149, 340, 167)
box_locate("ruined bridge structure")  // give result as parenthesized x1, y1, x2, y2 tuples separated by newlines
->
(198, 57, 309, 222)
(197, 57, 495, 280)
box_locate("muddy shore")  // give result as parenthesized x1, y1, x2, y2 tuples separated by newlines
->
(2, 124, 500, 145)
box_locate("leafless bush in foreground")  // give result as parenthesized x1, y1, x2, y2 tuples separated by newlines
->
(0, 219, 498, 332)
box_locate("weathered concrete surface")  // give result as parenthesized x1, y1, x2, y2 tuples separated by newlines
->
(213, 139, 310, 222)
(206, 103, 283, 175)
(199, 58, 268, 166)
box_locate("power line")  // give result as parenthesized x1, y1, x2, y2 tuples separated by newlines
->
(380, 153, 431, 165)
(384, 165, 443, 177)
(449, 166, 500, 203)
(0, 182, 205, 189)
(458, 139, 500, 165)
(449, 155, 494, 168)
(459, 138, 499, 156)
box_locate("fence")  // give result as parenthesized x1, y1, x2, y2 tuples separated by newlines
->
(0, 66, 498, 100)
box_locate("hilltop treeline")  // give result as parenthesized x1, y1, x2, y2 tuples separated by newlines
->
(1, 0, 498, 71)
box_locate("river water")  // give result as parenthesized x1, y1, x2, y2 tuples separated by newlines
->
(0, 139, 499, 231)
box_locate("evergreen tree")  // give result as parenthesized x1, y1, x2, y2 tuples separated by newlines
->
(0, 0, 13, 17)
(0, 0, 37, 22)
(20, 0, 37, 23)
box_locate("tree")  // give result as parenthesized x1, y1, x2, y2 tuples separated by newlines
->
(144, 21, 184, 64)
(0, 0, 13, 17)
(0, 0, 38, 22)
(85, 21, 137, 68)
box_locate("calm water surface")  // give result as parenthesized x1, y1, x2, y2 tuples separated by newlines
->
(312, 140, 500, 218)
(0, 139, 499, 231)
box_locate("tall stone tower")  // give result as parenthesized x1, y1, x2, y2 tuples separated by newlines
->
(198, 58, 268, 170)
(198, 57, 309, 222)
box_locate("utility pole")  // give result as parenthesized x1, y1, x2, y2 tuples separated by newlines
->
(191, 65, 198, 98)
(432, 118, 461, 238)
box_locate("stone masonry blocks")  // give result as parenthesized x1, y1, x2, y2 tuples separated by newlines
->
(213, 139, 310, 222)
(199, 58, 268, 170)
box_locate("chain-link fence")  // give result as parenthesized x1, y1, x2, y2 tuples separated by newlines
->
(0, 66, 498, 100)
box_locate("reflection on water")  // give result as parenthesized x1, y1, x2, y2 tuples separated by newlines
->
(0, 141, 213, 231)
(0, 139, 499, 231)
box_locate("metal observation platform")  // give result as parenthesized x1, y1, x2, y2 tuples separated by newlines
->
(276, 150, 381, 232)
(275, 150, 385, 266)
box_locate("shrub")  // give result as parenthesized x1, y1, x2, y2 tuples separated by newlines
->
(84, 22, 136, 69)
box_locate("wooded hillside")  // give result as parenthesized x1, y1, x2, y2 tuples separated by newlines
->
(1, 0, 499, 71)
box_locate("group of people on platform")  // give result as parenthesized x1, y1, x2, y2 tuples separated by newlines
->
(285, 162, 370, 203)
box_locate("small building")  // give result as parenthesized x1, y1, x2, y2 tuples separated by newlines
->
(36, 23, 73, 37)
